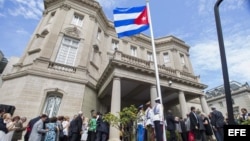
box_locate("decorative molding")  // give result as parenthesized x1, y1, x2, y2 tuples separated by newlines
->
(63, 26, 81, 38)
(60, 3, 71, 11)
(43, 10, 49, 16)
(131, 36, 137, 41)
(90, 61, 99, 70)
(89, 14, 96, 22)
(36, 34, 45, 38)
(170, 48, 178, 52)
(122, 40, 128, 44)
(104, 32, 109, 37)
(28, 48, 41, 55)
(139, 46, 145, 50)
(93, 44, 99, 51)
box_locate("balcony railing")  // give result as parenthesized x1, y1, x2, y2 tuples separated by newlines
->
(158, 65, 176, 76)
(120, 53, 150, 68)
(180, 71, 199, 81)
(48, 62, 76, 73)
(114, 51, 199, 82)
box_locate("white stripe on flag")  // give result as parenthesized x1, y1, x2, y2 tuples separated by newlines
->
(115, 24, 146, 33)
(114, 12, 141, 21)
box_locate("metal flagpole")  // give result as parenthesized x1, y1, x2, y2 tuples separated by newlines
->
(214, 0, 235, 125)
(146, 0, 167, 141)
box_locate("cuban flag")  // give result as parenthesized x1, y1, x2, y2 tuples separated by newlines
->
(113, 6, 149, 38)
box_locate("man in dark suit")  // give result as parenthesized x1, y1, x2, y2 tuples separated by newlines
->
(189, 106, 200, 140)
(0, 108, 8, 134)
(210, 107, 224, 141)
(69, 111, 83, 141)
(166, 110, 176, 141)
(96, 112, 109, 141)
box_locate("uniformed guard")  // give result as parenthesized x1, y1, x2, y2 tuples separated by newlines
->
(153, 97, 163, 141)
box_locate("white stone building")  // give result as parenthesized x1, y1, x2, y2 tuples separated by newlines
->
(205, 81, 250, 119)
(0, 0, 209, 140)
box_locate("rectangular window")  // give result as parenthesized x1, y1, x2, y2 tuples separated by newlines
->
(55, 36, 79, 66)
(43, 95, 62, 118)
(71, 13, 83, 27)
(163, 52, 170, 63)
(112, 40, 119, 50)
(97, 28, 101, 40)
(180, 54, 185, 64)
(147, 52, 153, 61)
(131, 46, 137, 57)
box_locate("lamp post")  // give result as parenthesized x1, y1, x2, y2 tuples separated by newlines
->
(214, 0, 235, 125)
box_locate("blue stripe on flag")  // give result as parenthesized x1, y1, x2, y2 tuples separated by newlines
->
(113, 6, 146, 14)
(114, 19, 135, 27)
(117, 25, 149, 38)
(113, 5, 149, 38)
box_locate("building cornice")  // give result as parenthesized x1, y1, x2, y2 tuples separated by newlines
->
(2, 66, 97, 90)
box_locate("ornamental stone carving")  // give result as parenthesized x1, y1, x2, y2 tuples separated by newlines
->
(63, 26, 81, 38)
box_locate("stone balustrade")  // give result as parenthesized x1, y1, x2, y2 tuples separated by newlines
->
(48, 62, 76, 73)
(120, 52, 150, 68)
(113, 51, 199, 82)
(179, 71, 199, 81)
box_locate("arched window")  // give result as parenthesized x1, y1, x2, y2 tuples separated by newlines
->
(43, 93, 62, 117)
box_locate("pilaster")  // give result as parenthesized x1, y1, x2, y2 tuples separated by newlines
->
(150, 85, 158, 106)
(200, 95, 210, 115)
(109, 77, 121, 141)
(178, 91, 188, 118)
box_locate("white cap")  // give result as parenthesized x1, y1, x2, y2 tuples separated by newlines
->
(211, 106, 216, 110)
(155, 97, 160, 101)
(78, 111, 83, 114)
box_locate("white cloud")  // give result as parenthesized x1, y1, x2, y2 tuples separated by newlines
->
(97, 0, 116, 8)
(0, 13, 5, 17)
(191, 40, 221, 71)
(16, 28, 28, 35)
(190, 20, 250, 88)
(8, 0, 43, 20)
(0, 0, 4, 7)
(196, 0, 245, 15)
(97, 0, 126, 9)
(225, 0, 245, 10)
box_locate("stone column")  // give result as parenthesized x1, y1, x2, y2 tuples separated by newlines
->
(109, 77, 121, 141)
(200, 95, 210, 115)
(178, 91, 188, 118)
(150, 85, 157, 106)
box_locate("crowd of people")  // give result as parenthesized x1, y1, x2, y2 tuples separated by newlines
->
(0, 109, 109, 141)
(0, 102, 250, 141)
(134, 102, 250, 141)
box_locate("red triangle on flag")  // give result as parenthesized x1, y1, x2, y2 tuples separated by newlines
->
(134, 7, 149, 25)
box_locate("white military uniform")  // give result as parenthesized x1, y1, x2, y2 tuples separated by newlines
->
(145, 107, 154, 127)
(153, 102, 163, 122)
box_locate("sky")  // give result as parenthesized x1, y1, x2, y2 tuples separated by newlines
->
(0, 0, 250, 91)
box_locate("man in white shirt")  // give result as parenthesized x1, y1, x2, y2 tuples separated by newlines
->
(153, 97, 163, 141)
(144, 101, 154, 141)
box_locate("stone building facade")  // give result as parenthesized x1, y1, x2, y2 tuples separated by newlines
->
(0, 0, 209, 140)
(205, 81, 250, 119)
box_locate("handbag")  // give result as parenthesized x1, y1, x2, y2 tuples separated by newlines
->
(59, 129, 64, 138)
(81, 130, 88, 141)
(188, 131, 195, 141)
